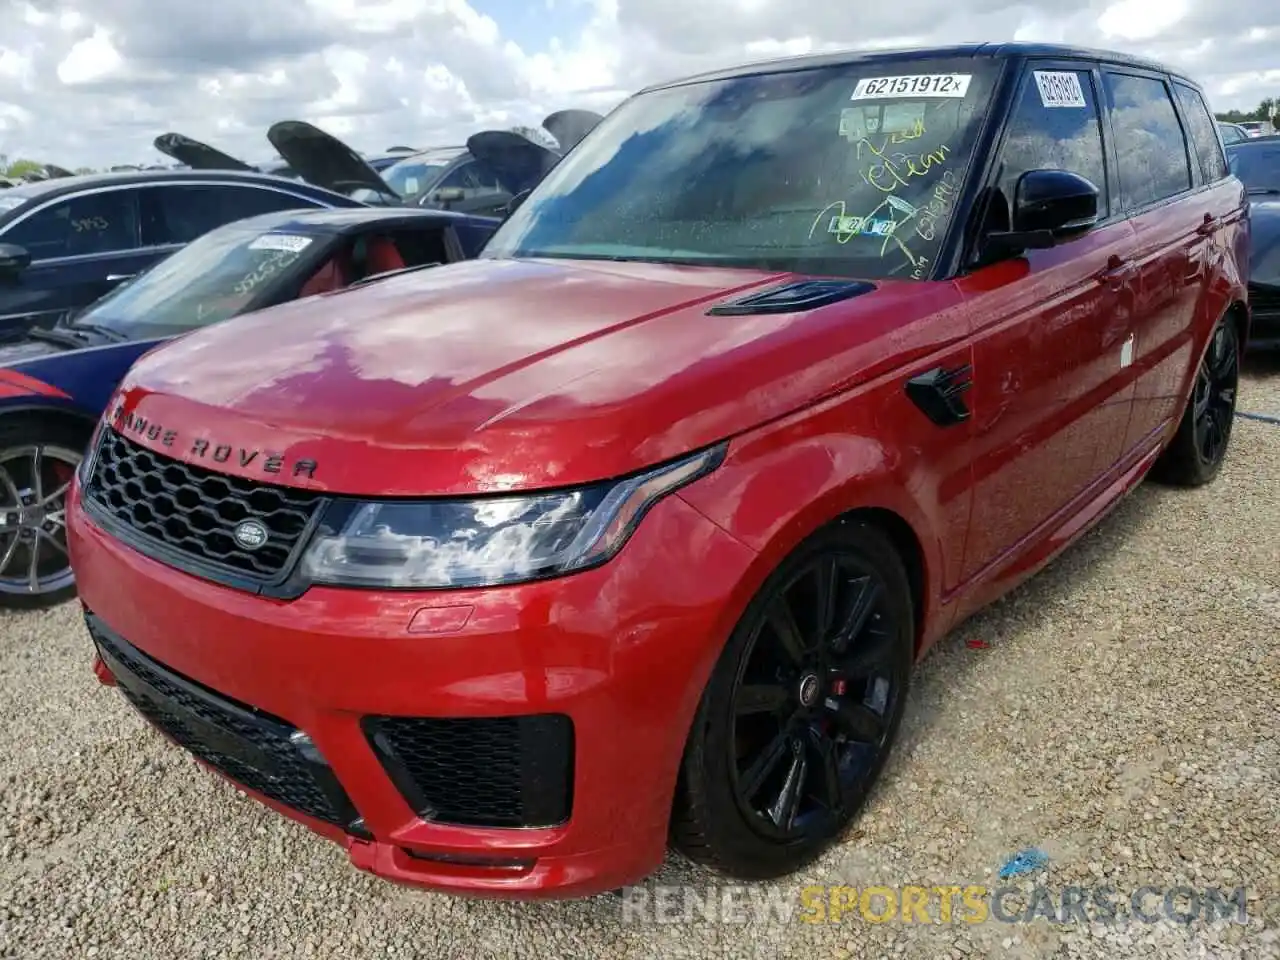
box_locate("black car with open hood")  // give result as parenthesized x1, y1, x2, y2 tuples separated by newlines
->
(267, 121, 402, 205)
(154, 133, 256, 172)
(542, 109, 603, 153)
(261, 109, 603, 216)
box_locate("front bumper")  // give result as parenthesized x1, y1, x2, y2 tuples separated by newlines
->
(67, 478, 758, 899)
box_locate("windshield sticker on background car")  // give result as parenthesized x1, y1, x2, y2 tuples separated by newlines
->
(248, 234, 313, 253)
(851, 74, 971, 101)
(233, 249, 303, 294)
(1033, 71, 1087, 108)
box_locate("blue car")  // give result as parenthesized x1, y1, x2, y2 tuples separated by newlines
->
(0, 204, 499, 608)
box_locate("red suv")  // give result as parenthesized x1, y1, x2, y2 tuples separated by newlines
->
(67, 43, 1249, 899)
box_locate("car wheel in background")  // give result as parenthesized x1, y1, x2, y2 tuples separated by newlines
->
(1151, 313, 1241, 488)
(0, 419, 86, 609)
(671, 521, 914, 879)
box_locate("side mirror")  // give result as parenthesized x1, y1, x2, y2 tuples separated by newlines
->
(505, 189, 531, 218)
(985, 170, 1100, 256)
(0, 243, 31, 276)
(432, 187, 465, 206)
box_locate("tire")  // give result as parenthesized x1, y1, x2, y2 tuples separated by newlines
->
(1150, 314, 1240, 488)
(0, 417, 90, 610)
(670, 520, 914, 880)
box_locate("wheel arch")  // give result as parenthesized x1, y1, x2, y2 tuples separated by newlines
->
(828, 506, 927, 654)
(0, 401, 100, 439)
(678, 434, 948, 663)
(1224, 298, 1249, 351)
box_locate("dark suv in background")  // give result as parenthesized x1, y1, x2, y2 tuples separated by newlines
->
(0, 170, 360, 335)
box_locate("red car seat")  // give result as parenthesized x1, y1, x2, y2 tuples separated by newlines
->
(363, 236, 406, 276)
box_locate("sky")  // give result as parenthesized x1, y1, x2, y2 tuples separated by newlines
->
(0, 0, 1276, 169)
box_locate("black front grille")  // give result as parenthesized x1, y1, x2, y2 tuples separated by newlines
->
(87, 613, 361, 832)
(83, 428, 322, 581)
(1249, 285, 1280, 318)
(363, 715, 574, 828)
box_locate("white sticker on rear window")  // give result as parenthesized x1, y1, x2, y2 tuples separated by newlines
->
(248, 233, 313, 252)
(1034, 71, 1087, 108)
(851, 74, 971, 100)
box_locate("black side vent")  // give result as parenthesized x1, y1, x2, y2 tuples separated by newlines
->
(706, 279, 876, 316)
(905, 364, 974, 428)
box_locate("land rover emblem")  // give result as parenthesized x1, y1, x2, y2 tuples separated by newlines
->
(233, 520, 269, 550)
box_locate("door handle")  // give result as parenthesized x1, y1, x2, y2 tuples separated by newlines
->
(1095, 256, 1134, 290)
(105, 273, 134, 282)
(1196, 214, 1220, 237)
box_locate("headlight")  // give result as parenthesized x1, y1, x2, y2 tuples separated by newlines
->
(299, 443, 727, 589)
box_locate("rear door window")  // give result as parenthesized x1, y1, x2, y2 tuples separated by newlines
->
(1172, 83, 1229, 183)
(1102, 73, 1193, 209)
(141, 184, 326, 245)
(1, 190, 140, 260)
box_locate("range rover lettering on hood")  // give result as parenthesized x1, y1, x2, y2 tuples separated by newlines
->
(110, 404, 318, 479)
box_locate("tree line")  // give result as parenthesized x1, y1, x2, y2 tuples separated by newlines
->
(1215, 97, 1276, 124)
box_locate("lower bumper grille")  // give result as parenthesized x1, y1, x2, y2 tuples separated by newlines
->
(1249, 285, 1280, 319)
(363, 714, 574, 828)
(87, 613, 363, 834)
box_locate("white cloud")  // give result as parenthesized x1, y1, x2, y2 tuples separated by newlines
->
(56, 28, 124, 85)
(1097, 0, 1191, 41)
(0, 0, 1275, 168)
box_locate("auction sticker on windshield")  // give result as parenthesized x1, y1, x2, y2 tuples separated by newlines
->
(851, 74, 971, 100)
(248, 234, 313, 253)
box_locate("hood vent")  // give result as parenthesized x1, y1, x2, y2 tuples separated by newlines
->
(706, 279, 875, 316)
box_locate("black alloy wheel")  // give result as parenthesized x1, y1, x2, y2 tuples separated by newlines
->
(730, 553, 899, 839)
(1151, 314, 1240, 487)
(672, 523, 913, 879)
(1190, 320, 1238, 467)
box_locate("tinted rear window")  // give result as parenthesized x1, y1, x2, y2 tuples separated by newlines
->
(1103, 73, 1193, 208)
(1173, 83, 1228, 182)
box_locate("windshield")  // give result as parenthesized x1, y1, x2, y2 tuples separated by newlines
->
(75, 223, 323, 338)
(1228, 145, 1280, 193)
(1219, 124, 1246, 145)
(483, 59, 1001, 279)
(382, 155, 455, 198)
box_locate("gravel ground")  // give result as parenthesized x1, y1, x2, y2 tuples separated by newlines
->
(2, 357, 1277, 960)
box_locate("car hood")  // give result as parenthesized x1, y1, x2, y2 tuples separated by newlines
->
(1248, 196, 1280, 285)
(464, 130, 561, 196)
(112, 259, 957, 497)
(267, 120, 395, 202)
(541, 109, 603, 153)
(0, 338, 61, 364)
(153, 132, 254, 171)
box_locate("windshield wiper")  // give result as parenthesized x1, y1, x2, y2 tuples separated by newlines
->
(25, 327, 92, 349)
(67, 321, 127, 342)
